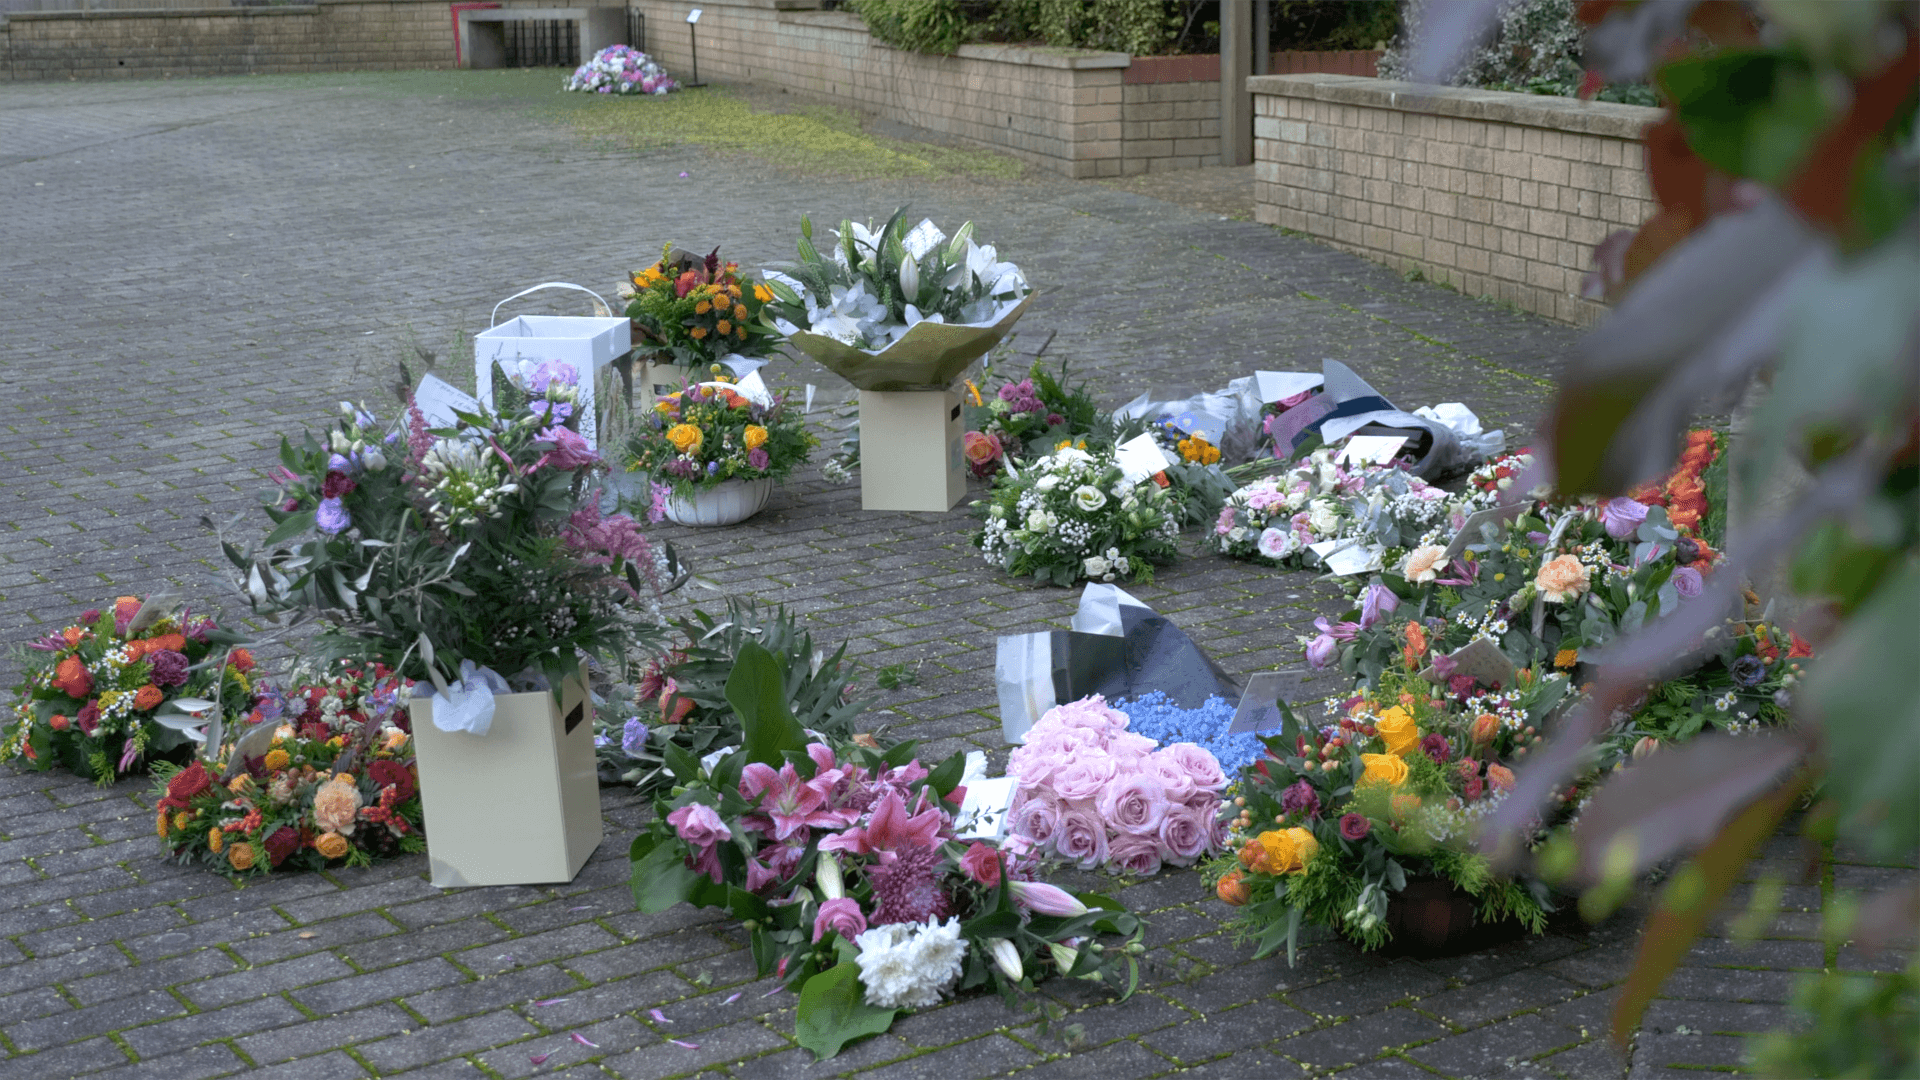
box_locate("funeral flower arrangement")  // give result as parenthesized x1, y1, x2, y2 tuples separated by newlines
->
(972, 446, 1181, 587)
(629, 645, 1144, 1060)
(960, 362, 1103, 478)
(596, 599, 873, 793)
(564, 44, 679, 95)
(3, 597, 253, 784)
(762, 209, 1029, 351)
(624, 375, 816, 495)
(222, 394, 674, 697)
(1003, 696, 1228, 877)
(1210, 669, 1561, 958)
(624, 246, 778, 369)
(151, 661, 423, 876)
(1212, 449, 1472, 570)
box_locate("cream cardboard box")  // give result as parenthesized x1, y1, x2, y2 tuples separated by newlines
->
(408, 671, 602, 888)
(858, 388, 966, 512)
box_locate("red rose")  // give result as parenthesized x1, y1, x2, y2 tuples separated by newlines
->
(264, 826, 301, 867)
(960, 842, 1002, 887)
(229, 648, 256, 674)
(161, 761, 212, 809)
(368, 759, 415, 802)
(75, 701, 100, 736)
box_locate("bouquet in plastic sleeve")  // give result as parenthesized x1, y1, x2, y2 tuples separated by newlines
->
(762, 209, 1032, 391)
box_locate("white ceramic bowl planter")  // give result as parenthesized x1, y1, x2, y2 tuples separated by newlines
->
(664, 478, 774, 527)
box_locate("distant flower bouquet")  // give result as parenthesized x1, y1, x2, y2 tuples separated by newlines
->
(629, 645, 1144, 1060)
(1210, 670, 1559, 957)
(973, 446, 1181, 587)
(961, 361, 1102, 477)
(1212, 449, 1473, 570)
(625, 246, 778, 369)
(564, 44, 678, 95)
(763, 209, 1029, 353)
(625, 374, 816, 494)
(221, 397, 675, 696)
(152, 662, 422, 877)
(3, 597, 252, 785)
(1004, 696, 1228, 877)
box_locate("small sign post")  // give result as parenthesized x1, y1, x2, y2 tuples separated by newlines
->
(685, 8, 706, 87)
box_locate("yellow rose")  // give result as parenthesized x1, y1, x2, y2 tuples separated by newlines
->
(1375, 706, 1421, 758)
(1534, 554, 1591, 603)
(665, 424, 704, 455)
(1284, 826, 1318, 872)
(743, 424, 768, 450)
(1360, 753, 1409, 787)
(1256, 827, 1319, 874)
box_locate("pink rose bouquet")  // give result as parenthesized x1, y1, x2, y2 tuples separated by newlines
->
(1006, 695, 1228, 874)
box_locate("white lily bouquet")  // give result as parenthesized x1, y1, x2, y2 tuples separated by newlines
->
(972, 446, 1182, 588)
(761, 209, 1033, 391)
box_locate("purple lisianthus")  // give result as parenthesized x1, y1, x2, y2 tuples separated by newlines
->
(1420, 732, 1451, 764)
(1305, 634, 1338, 670)
(1671, 565, 1704, 599)
(621, 717, 648, 758)
(316, 497, 351, 535)
(1359, 582, 1398, 629)
(1279, 779, 1321, 819)
(530, 399, 574, 424)
(327, 453, 353, 474)
(1601, 497, 1649, 539)
(146, 649, 190, 688)
(1730, 654, 1767, 687)
(747, 447, 770, 470)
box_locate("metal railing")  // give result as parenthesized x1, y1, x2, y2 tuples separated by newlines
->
(502, 19, 578, 69)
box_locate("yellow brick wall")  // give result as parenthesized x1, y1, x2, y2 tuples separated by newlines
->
(1251, 73, 1658, 326)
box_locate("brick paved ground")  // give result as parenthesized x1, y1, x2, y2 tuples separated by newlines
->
(0, 73, 1910, 1079)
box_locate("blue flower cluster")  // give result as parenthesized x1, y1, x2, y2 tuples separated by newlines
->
(1113, 691, 1267, 779)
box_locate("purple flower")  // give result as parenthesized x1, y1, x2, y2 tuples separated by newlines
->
(326, 453, 353, 474)
(1045, 413, 1064, 427)
(621, 717, 649, 758)
(1675, 538, 1702, 565)
(1305, 634, 1338, 670)
(1601, 497, 1649, 539)
(530, 360, 578, 394)
(1314, 616, 1359, 642)
(1420, 733, 1451, 764)
(706, 460, 721, 476)
(530, 399, 575, 424)
(315, 498, 351, 535)
(535, 425, 600, 471)
(1279, 779, 1320, 819)
(1339, 813, 1370, 841)
(747, 448, 769, 470)
(1527, 531, 1549, 545)
(1671, 566, 1704, 599)
(1730, 654, 1767, 687)
(146, 649, 190, 688)
(1359, 583, 1398, 630)
(997, 379, 1044, 414)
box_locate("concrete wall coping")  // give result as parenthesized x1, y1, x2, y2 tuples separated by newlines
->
(1247, 72, 1661, 140)
(954, 42, 1129, 70)
(5, 5, 315, 20)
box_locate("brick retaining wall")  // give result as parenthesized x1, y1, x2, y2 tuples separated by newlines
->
(1251, 73, 1659, 325)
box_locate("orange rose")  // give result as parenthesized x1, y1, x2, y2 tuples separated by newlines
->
(313, 832, 351, 860)
(1216, 870, 1250, 906)
(133, 685, 165, 711)
(1485, 763, 1516, 792)
(53, 656, 92, 699)
(1403, 622, 1428, 656)
(1534, 554, 1591, 603)
(1471, 713, 1501, 745)
(150, 633, 186, 653)
(62, 626, 85, 647)
(229, 648, 255, 673)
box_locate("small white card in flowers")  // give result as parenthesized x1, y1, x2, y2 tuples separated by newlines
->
(1336, 434, 1408, 466)
(1114, 433, 1174, 483)
(955, 776, 1018, 840)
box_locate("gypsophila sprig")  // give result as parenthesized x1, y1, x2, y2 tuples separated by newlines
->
(972, 446, 1180, 587)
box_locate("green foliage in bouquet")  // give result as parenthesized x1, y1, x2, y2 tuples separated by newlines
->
(625, 245, 780, 368)
(629, 643, 1144, 1060)
(221, 396, 677, 698)
(1209, 671, 1556, 960)
(2, 596, 253, 785)
(595, 598, 875, 793)
(971, 445, 1182, 587)
(625, 376, 816, 495)
(151, 661, 423, 877)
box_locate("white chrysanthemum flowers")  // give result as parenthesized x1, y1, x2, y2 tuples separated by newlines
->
(854, 917, 969, 1010)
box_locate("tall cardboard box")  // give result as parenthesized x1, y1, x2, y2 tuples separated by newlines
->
(408, 670, 602, 887)
(858, 388, 966, 512)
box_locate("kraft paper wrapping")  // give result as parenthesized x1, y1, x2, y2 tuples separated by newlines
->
(784, 294, 1033, 392)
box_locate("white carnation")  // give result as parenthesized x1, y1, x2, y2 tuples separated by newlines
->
(855, 918, 968, 1010)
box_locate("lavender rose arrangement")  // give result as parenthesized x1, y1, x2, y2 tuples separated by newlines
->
(1005, 696, 1230, 877)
